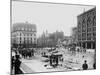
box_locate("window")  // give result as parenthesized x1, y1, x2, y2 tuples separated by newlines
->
(82, 33, 86, 37)
(78, 22, 81, 28)
(34, 38, 36, 41)
(93, 16, 96, 26)
(78, 34, 81, 40)
(93, 33, 96, 37)
(82, 33, 86, 40)
(87, 28, 91, 32)
(34, 34, 36, 36)
(93, 27, 96, 31)
(82, 38, 86, 40)
(82, 18, 85, 24)
(31, 38, 32, 43)
(78, 29, 81, 32)
(82, 28, 86, 32)
(24, 38, 25, 43)
(87, 37, 91, 40)
(82, 24, 86, 28)
(87, 33, 91, 37)
(20, 37, 21, 41)
(31, 38, 32, 40)
(87, 16, 92, 27)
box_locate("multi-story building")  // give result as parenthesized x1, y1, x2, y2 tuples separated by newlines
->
(11, 22, 37, 48)
(77, 7, 96, 49)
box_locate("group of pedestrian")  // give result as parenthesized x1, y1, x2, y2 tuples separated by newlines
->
(11, 53, 22, 74)
(18, 49, 34, 59)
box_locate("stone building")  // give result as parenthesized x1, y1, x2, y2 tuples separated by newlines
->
(11, 22, 37, 48)
(77, 7, 96, 49)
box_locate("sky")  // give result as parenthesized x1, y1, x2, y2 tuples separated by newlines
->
(12, 1, 95, 37)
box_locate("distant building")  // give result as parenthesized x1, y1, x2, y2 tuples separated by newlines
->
(61, 36, 73, 46)
(37, 31, 64, 47)
(77, 7, 96, 49)
(11, 22, 37, 48)
(71, 27, 78, 45)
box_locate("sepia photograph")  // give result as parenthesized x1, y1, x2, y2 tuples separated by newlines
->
(11, 0, 96, 74)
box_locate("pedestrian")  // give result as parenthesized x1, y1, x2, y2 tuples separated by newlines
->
(14, 55, 22, 74)
(93, 62, 96, 69)
(11, 56, 15, 70)
(82, 55, 84, 58)
(82, 60, 88, 70)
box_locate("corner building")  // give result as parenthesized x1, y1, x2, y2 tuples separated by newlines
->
(11, 22, 37, 48)
(77, 7, 96, 49)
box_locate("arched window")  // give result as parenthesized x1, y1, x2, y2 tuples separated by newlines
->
(93, 16, 96, 26)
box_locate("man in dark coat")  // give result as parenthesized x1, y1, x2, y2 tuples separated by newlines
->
(82, 60, 88, 70)
(11, 56, 15, 70)
(93, 62, 96, 69)
(14, 55, 22, 74)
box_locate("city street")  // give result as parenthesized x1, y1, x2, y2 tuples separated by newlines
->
(19, 48, 95, 73)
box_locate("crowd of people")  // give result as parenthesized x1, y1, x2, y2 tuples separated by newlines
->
(11, 52, 22, 74)
(11, 48, 35, 74)
(18, 49, 34, 59)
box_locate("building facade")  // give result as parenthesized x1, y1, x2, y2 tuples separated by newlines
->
(77, 7, 96, 49)
(11, 22, 37, 48)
